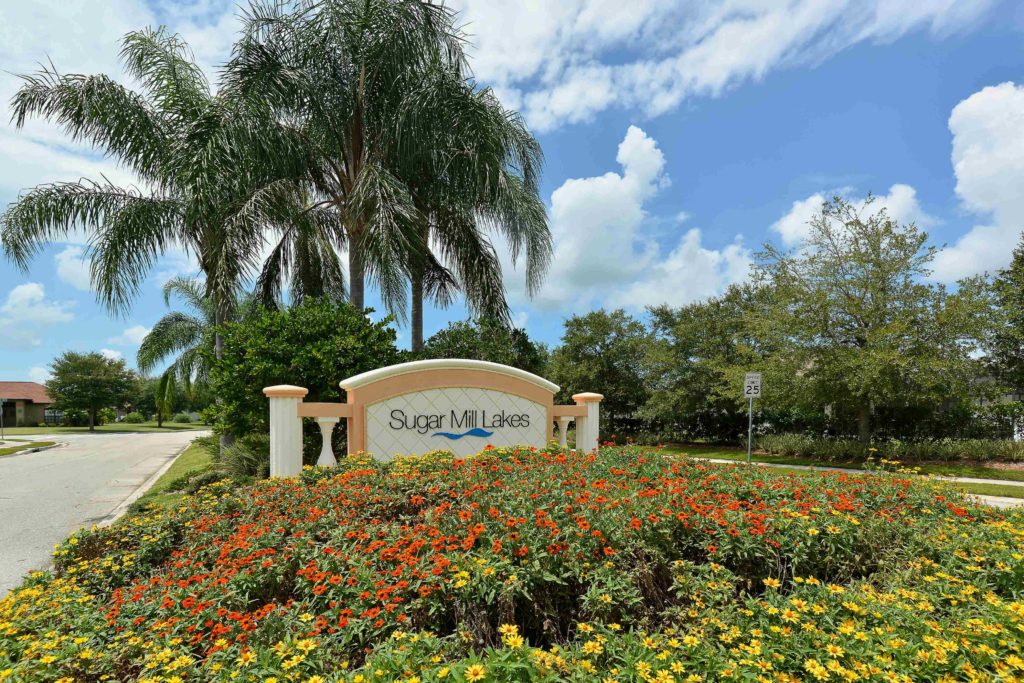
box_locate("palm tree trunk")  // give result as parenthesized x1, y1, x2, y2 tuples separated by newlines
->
(411, 263, 424, 352)
(349, 243, 365, 311)
(214, 302, 234, 450)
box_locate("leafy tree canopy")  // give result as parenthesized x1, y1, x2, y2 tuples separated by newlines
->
(419, 318, 548, 375)
(46, 352, 137, 430)
(753, 195, 990, 442)
(208, 298, 402, 439)
(548, 309, 651, 435)
(987, 233, 1024, 393)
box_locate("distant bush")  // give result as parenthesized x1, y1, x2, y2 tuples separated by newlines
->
(124, 412, 145, 424)
(171, 413, 192, 424)
(97, 407, 116, 425)
(757, 433, 1024, 463)
(62, 408, 88, 427)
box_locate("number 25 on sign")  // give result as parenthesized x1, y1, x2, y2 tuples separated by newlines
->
(744, 372, 761, 464)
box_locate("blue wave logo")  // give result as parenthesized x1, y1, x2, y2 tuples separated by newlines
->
(432, 428, 494, 440)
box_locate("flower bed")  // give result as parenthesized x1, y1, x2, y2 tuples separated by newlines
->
(1, 446, 1023, 682)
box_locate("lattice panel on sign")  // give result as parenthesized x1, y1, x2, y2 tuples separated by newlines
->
(365, 388, 547, 460)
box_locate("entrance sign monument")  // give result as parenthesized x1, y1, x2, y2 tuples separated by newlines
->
(263, 359, 603, 477)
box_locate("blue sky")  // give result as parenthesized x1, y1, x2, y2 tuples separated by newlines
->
(2, 0, 1024, 382)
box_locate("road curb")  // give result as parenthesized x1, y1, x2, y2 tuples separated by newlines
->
(0, 441, 66, 459)
(98, 439, 197, 527)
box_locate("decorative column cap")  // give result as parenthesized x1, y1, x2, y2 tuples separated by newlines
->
(572, 392, 604, 404)
(263, 385, 309, 398)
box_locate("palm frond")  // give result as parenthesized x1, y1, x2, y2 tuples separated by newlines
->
(137, 311, 205, 374)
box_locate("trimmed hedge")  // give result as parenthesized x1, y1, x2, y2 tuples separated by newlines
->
(757, 432, 1024, 462)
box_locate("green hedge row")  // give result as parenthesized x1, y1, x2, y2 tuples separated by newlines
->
(756, 432, 1024, 462)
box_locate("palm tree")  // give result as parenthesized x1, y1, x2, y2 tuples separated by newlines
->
(137, 277, 252, 425)
(398, 66, 551, 351)
(223, 0, 472, 319)
(226, 0, 551, 340)
(0, 28, 343, 443)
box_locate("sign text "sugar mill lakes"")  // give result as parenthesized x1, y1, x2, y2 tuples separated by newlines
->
(389, 408, 531, 436)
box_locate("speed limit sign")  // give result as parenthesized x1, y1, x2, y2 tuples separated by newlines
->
(743, 372, 761, 464)
(744, 372, 762, 398)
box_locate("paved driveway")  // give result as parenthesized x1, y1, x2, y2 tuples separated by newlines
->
(0, 431, 205, 595)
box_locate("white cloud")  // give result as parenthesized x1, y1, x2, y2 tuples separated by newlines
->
(771, 184, 935, 247)
(54, 246, 92, 291)
(0, 283, 74, 349)
(107, 324, 151, 346)
(932, 82, 1024, 281)
(99, 348, 124, 361)
(27, 366, 51, 384)
(450, 0, 997, 131)
(502, 125, 750, 313)
(0, 0, 237, 296)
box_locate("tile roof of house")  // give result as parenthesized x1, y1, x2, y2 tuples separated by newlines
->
(0, 381, 53, 404)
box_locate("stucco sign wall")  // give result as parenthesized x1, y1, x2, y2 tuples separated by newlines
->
(263, 359, 603, 476)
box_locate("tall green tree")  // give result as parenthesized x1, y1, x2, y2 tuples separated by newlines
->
(399, 68, 550, 351)
(420, 318, 548, 375)
(755, 196, 989, 443)
(548, 309, 652, 436)
(644, 284, 770, 442)
(46, 352, 137, 431)
(988, 233, 1024, 393)
(225, 0, 550, 334)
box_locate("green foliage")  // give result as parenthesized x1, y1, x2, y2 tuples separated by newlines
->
(45, 351, 137, 430)
(419, 318, 548, 375)
(757, 432, 1024, 462)
(548, 310, 651, 435)
(752, 196, 990, 443)
(171, 413, 192, 424)
(124, 411, 145, 424)
(61, 408, 88, 427)
(643, 285, 770, 442)
(97, 407, 117, 425)
(219, 433, 271, 479)
(208, 298, 401, 442)
(987, 232, 1024, 394)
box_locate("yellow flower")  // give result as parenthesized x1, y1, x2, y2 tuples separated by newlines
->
(465, 663, 487, 682)
(764, 578, 782, 589)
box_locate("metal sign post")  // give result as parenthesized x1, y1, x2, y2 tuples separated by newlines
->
(743, 373, 761, 464)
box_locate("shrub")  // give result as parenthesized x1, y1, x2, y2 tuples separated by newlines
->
(219, 433, 271, 479)
(208, 298, 401, 458)
(97, 407, 116, 425)
(1, 446, 1021, 682)
(171, 412, 192, 423)
(61, 408, 87, 426)
(124, 411, 145, 424)
(757, 432, 1024, 462)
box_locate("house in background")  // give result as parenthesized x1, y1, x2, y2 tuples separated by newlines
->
(0, 382, 55, 427)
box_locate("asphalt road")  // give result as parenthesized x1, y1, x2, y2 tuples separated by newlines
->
(0, 431, 204, 595)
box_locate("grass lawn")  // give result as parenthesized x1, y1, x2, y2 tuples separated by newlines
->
(660, 443, 1024, 484)
(132, 439, 214, 510)
(0, 421, 206, 436)
(0, 440, 57, 457)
